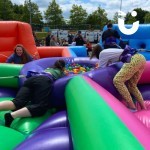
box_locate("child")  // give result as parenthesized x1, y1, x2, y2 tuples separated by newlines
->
(1, 59, 66, 127)
(6, 44, 33, 64)
(90, 44, 124, 68)
(90, 44, 146, 111)
(113, 46, 146, 111)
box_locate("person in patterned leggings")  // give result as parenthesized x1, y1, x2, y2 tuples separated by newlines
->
(113, 53, 146, 111)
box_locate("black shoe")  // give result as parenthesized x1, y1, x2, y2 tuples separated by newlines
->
(4, 113, 14, 127)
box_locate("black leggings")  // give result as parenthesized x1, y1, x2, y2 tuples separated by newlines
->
(12, 76, 53, 117)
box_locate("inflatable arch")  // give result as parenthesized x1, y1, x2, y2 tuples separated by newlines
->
(0, 58, 150, 149)
(0, 21, 87, 63)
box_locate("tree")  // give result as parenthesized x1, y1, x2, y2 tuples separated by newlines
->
(12, 4, 24, 21)
(125, 12, 137, 24)
(86, 6, 108, 30)
(22, 0, 43, 25)
(144, 12, 150, 23)
(44, 0, 65, 28)
(0, 0, 14, 20)
(112, 12, 119, 24)
(125, 8, 149, 24)
(69, 4, 87, 27)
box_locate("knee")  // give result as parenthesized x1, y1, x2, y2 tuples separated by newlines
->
(27, 106, 48, 117)
(127, 82, 136, 89)
(113, 76, 120, 86)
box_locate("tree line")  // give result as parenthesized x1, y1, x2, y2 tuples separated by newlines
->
(0, 0, 150, 30)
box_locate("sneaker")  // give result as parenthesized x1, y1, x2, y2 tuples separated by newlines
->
(129, 108, 137, 112)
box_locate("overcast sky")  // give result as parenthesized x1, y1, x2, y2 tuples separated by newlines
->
(11, 0, 150, 19)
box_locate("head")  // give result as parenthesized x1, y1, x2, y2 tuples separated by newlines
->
(14, 44, 26, 56)
(90, 44, 103, 59)
(107, 23, 113, 29)
(54, 59, 66, 71)
(77, 31, 82, 37)
(14, 44, 32, 64)
(48, 31, 51, 35)
(78, 31, 81, 34)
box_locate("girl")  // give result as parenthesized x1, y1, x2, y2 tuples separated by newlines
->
(90, 44, 124, 68)
(1, 59, 66, 127)
(6, 44, 33, 64)
(90, 44, 146, 111)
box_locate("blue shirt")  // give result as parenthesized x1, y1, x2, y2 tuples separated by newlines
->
(6, 54, 33, 64)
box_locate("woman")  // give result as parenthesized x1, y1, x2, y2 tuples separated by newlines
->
(50, 35, 59, 46)
(90, 44, 124, 68)
(86, 39, 92, 56)
(1, 59, 66, 127)
(6, 44, 33, 64)
(113, 46, 146, 111)
(91, 44, 146, 111)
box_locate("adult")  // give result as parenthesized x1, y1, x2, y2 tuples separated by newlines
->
(33, 31, 40, 46)
(90, 44, 146, 111)
(2, 59, 66, 127)
(102, 23, 121, 49)
(113, 46, 146, 111)
(6, 44, 33, 64)
(86, 39, 92, 56)
(45, 31, 51, 46)
(90, 44, 124, 68)
(50, 35, 58, 46)
(74, 31, 85, 46)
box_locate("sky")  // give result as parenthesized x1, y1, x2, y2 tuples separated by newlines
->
(11, 0, 150, 20)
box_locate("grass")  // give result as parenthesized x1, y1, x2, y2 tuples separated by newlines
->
(35, 32, 48, 40)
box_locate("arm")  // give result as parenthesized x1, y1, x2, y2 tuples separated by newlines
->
(28, 55, 34, 61)
(114, 30, 121, 39)
(6, 54, 14, 63)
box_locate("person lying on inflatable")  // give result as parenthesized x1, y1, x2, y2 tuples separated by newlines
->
(0, 59, 66, 127)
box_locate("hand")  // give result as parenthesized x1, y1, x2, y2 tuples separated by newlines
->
(95, 63, 99, 68)
(26, 71, 39, 78)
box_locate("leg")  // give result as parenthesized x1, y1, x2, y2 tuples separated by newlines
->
(113, 63, 137, 109)
(26, 76, 53, 117)
(0, 85, 32, 111)
(113, 53, 146, 109)
(12, 79, 34, 110)
(5, 107, 31, 127)
(11, 107, 31, 118)
(113, 74, 136, 109)
(127, 65, 146, 109)
(0, 101, 16, 111)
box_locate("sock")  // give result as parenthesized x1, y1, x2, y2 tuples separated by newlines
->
(4, 113, 14, 127)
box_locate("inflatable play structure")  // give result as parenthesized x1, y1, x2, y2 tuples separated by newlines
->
(0, 57, 150, 149)
(0, 21, 87, 63)
(100, 24, 150, 60)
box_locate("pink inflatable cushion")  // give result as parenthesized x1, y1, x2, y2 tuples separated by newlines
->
(138, 61, 150, 84)
(134, 100, 150, 129)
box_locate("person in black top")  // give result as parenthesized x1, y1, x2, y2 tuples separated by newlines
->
(74, 31, 85, 46)
(1, 59, 66, 127)
(45, 32, 51, 46)
(102, 23, 121, 49)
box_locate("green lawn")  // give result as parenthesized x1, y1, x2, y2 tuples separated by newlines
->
(36, 32, 47, 40)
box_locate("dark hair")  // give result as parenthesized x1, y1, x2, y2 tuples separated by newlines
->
(90, 44, 103, 59)
(107, 23, 113, 28)
(14, 44, 32, 64)
(54, 59, 66, 70)
(78, 31, 81, 34)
